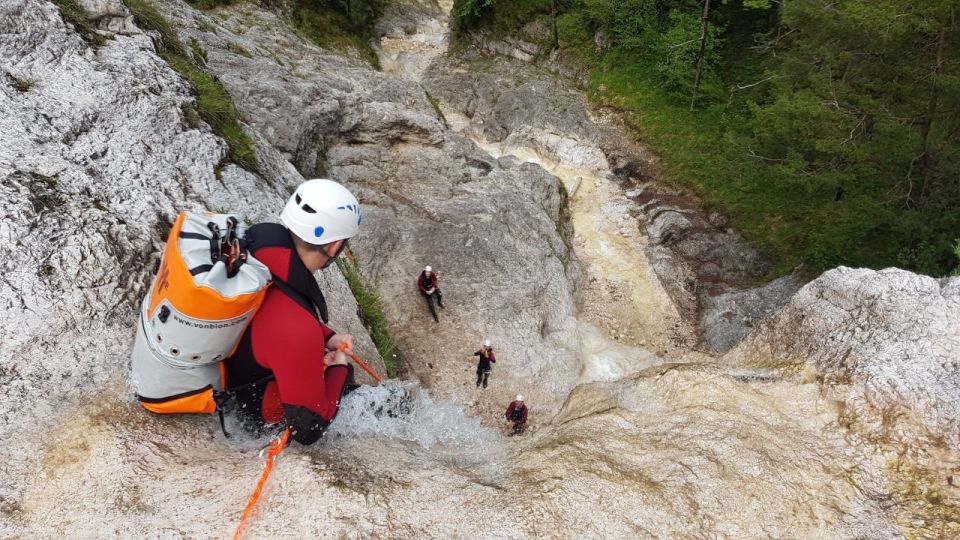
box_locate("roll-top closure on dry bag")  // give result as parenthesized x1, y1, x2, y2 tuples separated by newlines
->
(131, 212, 272, 414)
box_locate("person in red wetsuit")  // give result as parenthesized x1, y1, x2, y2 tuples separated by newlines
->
(225, 179, 364, 445)
(505, 395, 528, 435)
(417, 265, 444, 322)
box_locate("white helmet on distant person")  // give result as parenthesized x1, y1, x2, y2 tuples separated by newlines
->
(516, 395, 524, 402)
(281, 179, 361, 245)
(424, 265, 432, 273)
(484, 339, 492, 347)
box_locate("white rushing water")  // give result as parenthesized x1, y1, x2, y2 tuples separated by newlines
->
(328, 380, 500, 448)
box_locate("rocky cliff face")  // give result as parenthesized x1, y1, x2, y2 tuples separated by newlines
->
(0, 0, 382, 528)
(727, 267, 960, 453)
(0, 0, 584, 534)
(513, 364, 909, 538)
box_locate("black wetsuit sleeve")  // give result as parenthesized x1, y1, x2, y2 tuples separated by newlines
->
(282, 404, 330, 445)
(282, 364, 352, 445)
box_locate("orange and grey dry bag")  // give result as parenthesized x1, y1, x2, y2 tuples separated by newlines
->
(130, 212, 271, 414)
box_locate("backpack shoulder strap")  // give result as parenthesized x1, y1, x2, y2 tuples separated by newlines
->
(245, 223, 330, 323)
(272, 277, 329, 324)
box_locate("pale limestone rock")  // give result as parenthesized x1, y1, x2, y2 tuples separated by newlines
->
(0, 4, 381, 535)
(727, 267, 960, 450)
(77, 0, 139, 34)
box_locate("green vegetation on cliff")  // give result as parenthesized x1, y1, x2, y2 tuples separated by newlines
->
(52, 0, 109, 46)
(188, 0, 385, 67)
(288, 0, 385, 68)
(337, 257, 397, 377)
(455, 0, 960, 277)
(123, 0, 259, 172)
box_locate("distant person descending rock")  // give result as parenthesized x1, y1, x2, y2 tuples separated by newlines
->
(505, 395, 528, 435)
(474, 340, 496, 388)
(417, 265, 444, 322)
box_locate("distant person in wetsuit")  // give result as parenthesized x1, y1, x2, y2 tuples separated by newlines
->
(474, 340, 496, 388)
(417, 265, 444, 322)
(224, 179, 364, 445)
(505, 395, 528, 435)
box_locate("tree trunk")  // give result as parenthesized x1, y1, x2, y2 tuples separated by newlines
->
(916, 26, 946, 208)
(551, 0, 559, 50)
(690, 0, 712, 111)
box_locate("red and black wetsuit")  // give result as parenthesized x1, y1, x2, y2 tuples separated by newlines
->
(417, 271, 438, 294)
(225, 223, 352, 445)
(417, 271, 443, 322)
(474, 348, 495, 388)
(505, 401, 528, 435)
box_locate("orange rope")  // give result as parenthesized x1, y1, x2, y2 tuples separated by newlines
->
(232, 427, 291, 540)
(337, 342, 382, 383)
(232, 345, 378, 537)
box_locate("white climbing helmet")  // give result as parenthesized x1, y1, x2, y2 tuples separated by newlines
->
(281, 179, 361, 245)
(516, 394, 524, 402)
(424, 265, 432, 273)
(484, 339, 492, 347)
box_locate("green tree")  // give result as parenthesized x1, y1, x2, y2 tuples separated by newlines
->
(748, 0, 960, 273)
(575, 0, 661, 49)
(449, 0, 960, 276)
(454, 0, 496, 31)
(656, 8, 724, 102)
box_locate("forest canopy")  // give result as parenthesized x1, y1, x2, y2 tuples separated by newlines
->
(454, 0, 960, 277)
